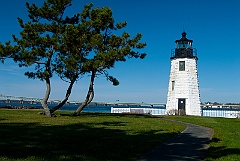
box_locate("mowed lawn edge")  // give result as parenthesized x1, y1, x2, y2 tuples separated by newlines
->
(0, 109, 185, 161)
(165, 116, 240, 161)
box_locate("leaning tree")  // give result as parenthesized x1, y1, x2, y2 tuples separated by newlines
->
(1, 0, 147, 116)
(49, 3, 95, 114)
(70, 5, 147, 115)
(1, 0, 92, 117)
(45, 3, 147, 115)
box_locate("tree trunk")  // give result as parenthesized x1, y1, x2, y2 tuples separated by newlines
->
(73, 71, 95, 115)
(40, 56, 52, 117)
(41, 77, 51, 117)
(50, 77, 76, 114)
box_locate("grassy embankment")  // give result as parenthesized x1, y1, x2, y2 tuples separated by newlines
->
(0, 109, 184, 161)
(165, 116, 240, 161)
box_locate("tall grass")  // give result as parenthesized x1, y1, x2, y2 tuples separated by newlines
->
(0, 110, 185, 161)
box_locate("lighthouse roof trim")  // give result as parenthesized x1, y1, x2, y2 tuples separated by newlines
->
(175, 31, 193, 43)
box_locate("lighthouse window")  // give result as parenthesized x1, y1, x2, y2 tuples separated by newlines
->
(179, 61, 185, 71)
(172, 81, 175, 90)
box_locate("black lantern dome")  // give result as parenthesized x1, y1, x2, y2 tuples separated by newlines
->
(171, 32, 197, 59)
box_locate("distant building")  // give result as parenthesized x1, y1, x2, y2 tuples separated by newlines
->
(166, 32, 201, 116)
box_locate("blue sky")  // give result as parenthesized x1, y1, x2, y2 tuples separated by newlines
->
(0, 0, 240, 104)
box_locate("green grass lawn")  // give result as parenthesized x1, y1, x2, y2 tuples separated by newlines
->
(0, 109, 185, 161)
(1, 110, 239, 161)
(165, 116, 240, 161)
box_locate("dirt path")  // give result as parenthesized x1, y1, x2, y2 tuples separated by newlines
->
(137, 119, 214, 161)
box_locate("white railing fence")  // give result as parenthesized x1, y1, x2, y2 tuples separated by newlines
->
(202, 108, 240, 118)
(111, 107, 240, 118)
(111, 107, 166, 115)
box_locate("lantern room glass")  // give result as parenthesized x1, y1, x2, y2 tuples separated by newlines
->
(176, 41, 192, 49)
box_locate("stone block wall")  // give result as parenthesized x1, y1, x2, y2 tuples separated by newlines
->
(166, 58, 201, 116)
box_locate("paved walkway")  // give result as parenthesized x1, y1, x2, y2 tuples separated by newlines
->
(136, 119, 214, 161)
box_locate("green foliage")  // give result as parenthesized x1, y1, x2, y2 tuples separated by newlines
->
(2, 0, 146, 84)
(49, 1, 147, 101)
(0, 41, 19, 63)
(108, 76, 120, 86)
(1, 0, 85, 82)
(77, 5, 147, 86)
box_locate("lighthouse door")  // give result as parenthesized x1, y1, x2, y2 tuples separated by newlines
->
(178, 99, 186, 115)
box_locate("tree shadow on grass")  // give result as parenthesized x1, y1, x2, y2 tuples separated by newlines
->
(0, 121, 176, 161)
(206, 146, 240, 160)
(137, 131, 213, 161)
(205, 138, 240, 160)
(60, 112, 157, 119)
(96, 121, 128, 126)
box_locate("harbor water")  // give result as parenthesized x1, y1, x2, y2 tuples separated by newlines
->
(0, 101, 165, 113)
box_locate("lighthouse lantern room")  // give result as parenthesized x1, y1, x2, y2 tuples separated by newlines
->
(166, 32, 201, 116)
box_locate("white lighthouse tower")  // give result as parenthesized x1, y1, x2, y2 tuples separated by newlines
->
(166, 32, 201, 116)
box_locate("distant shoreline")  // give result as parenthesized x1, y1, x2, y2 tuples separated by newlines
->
(0, 105, 41, 110)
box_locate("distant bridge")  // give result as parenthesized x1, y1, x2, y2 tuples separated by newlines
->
(0, 94, 60, 103)
(0, 94, 165, 107)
